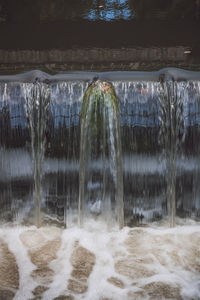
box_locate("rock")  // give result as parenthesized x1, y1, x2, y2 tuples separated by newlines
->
(0, 238, 19, 300)
(0, 289, 16, 300)
(29, 238, 61, 267)
(70, 245, 95, 282)
(20, 228, 62, 287)
(67, 244, 96, 294)
(115, 257, 155, 279)
(128, 290, 147, 300)
(142, 282, 182, 300)
(31, 266, 54, 285)
(53, 295, 74, 300)
(107, 277, 125, 289)
(68, 279, 87, 294)
(32, 285, 48, 296)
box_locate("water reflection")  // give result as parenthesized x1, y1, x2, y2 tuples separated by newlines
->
(1, 0, 199, 23)
(85, 0, 134, 21)
(45, 0, 200, 21)
(39, 0, 199, 22)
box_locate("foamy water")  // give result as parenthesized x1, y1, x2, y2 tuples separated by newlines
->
(0, 221, 200, 300)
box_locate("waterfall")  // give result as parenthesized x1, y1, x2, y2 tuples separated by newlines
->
(158, 80, 186, 227)
(0, 82, 33, 225)
(78, 80, 124, 229)
(0, 70, 200, 228)
(113, 81, 165, 225)
(45, 81, 87, 227)
(0, 80, 87, 227)
(113, 79, 200, 226)
(24, 81, 50, 227)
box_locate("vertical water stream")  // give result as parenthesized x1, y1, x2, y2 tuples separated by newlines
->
(47, 81, 87, 227)
(0, 82, 33, 224)
(159, 80, 186, 227)
(24, 81, 50, 227)
(79, 80, 124, 228)
(114, 81, 164, 225)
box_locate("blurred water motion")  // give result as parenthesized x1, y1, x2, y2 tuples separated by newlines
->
(0, 77, 200, 227)
(0, 81, 87, 226)
(78, 81, 123, 228)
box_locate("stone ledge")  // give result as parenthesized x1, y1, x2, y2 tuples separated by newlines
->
(0, 47, 199, 74)
(0, 47, 192, 64)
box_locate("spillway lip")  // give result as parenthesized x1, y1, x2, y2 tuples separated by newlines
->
(0, 68, 200, 83)
(99, 68, 200, 82)
(0, 70, 51, 83)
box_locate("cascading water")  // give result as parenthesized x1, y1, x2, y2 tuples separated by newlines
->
(0, 82, 33, 225)
(24, 81, 50, 227)
(114, 80, 167, 225)
(1, 70, 200, 300)
(78, 80, 124, 229)
(0, 70, 200, 228)
(113, 78, 200, 226)
(158, 80, 186, 227)
(176, 81, 200, 219)
(0, 80, 87, 227)
(44, 81, 87, 227)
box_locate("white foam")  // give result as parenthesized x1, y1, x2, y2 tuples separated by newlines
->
(0, 223, 200, 300)
(0, 226, 37, 300)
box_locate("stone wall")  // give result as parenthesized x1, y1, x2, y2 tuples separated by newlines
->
(0, 47, 199, 74)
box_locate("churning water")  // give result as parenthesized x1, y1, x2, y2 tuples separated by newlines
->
(0, 222, 200, 299)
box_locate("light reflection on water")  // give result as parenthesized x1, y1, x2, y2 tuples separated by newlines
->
(85, 0, 134, 21)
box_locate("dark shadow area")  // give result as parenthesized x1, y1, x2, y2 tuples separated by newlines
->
(0, 0, 200, 72)
(1, 0, 200, 22)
